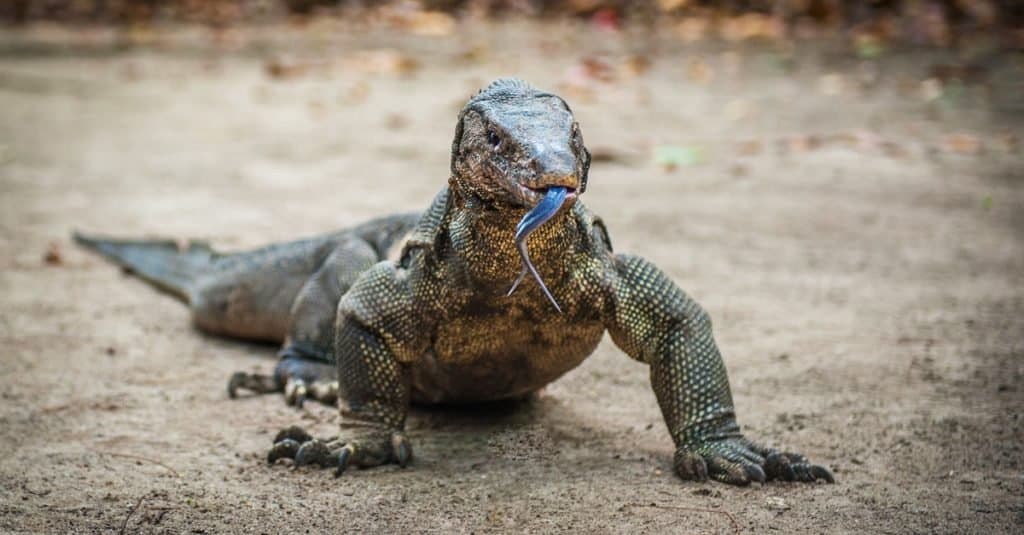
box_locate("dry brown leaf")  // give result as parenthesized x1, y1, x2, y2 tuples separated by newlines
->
(676, 17, 710, 43)
(385, 113, 409, 130)
(264, 58, 322, 80)
(405, 11, 456, 37)
(43, 243, 63, 266)
(782, 135, 821, 153)
(458, 44, 490, 64)
(719, 14, 783, 42)
(580, 57, 615, 82)
(736, 140, 762, 156)
(656, 0, 690, 12)
(622, 55, 651, 77)
(943, 133, 983, 155)
(591, 8, 621, 32)
(957, 0, 997, 25)
(995, 131, 1019, 154)
(344, 50, 418, 76)
(589, 146, 639, 164)
(929, 63, 987, 84)
(566, 0, 604, 13)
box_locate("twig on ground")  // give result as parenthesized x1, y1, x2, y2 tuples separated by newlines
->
(119, 495, 146, 535)
(622, 502, 741, 534)
(98, 451, 180, 478)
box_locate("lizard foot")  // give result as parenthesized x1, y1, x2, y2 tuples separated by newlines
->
(267, 425, 412, 476)
(674, 436, 833, 486)
(227, 350, 338, 408)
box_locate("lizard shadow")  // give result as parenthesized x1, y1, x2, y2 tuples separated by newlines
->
(404, 393, 623, 470)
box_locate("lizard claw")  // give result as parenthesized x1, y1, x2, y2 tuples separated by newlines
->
(294, 439, 336, 468)
(267, 425, 412, 475)
(267, 438, 302, 464)
(334, 445, 353, 477)
(283, 378, 308, 407)
(674, 436, 834, 486)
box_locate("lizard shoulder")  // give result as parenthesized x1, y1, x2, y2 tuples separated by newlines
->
(397, 187, 451, 265)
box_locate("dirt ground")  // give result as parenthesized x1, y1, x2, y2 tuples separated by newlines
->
(1, 21, 1022, 534)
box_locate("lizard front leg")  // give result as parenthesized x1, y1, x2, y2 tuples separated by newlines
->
(268, 262, 426, 474)
(604, 254, 833, 485)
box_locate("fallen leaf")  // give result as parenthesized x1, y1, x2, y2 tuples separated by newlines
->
(995, 131, 1018, 153)
(656, 0, 690, 11)
(385, 113, 409, 130)
(736, 140, 762, 156)
(581, 57, 616, 82)
(929, 63, 987, 84)
(943, 133, 983, 155)
(853, 33, 886, 59)
(622, 55, 651, 77)
(782, 135, 821, 153)
(458, 44, 490, 64)
(675, 17, 710, 43)
(654, 145, 703, 171)
(591, 8, 621, 32)
(404, 11, 456, 37)
(560, 56, 615, 101)
(344, 49, 418, 77)
(720, 14, 783, 42)
(589, 146, 639, 165)
(264, 57, 320, 80)
(44, 243, 63, 266)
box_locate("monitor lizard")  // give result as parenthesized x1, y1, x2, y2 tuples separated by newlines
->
(76, 78, 833, 486)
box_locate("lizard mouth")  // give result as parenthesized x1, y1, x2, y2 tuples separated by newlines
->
(518, 184, 578, 207)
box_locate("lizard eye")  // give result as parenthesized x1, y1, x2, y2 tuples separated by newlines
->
(486, 130, 501, 148)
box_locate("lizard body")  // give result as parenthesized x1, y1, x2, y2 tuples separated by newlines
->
(77, 78, 832, 485)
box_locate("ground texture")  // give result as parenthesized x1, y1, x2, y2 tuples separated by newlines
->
(1, 22, 1022, 534)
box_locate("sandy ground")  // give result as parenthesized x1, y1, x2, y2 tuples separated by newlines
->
(0, 21, 1022, 534)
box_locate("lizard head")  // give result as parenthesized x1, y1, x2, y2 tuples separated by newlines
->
(450, 78, 591, 209)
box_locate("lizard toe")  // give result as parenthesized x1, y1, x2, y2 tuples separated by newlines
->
(267, 438, 302, 464)
(294, 439, 336, 468)
(673, 449, 709, 481)
(283, 378, 308, 407)
(707, 455, 754, 486)
(273, 425, 313, 444)
(226, 371, 279, 399)
(334, 445, 354, 477)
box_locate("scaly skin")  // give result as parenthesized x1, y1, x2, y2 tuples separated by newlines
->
(269, 79, 833, 484)
(79, 78, 833, 486)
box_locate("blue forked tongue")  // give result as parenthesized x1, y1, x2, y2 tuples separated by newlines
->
(507, 186, 569, 313)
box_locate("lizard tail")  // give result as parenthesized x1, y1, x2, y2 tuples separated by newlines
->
(73, 232, 215, 303)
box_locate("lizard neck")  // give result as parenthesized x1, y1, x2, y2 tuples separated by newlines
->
(445, 187, 582, 295)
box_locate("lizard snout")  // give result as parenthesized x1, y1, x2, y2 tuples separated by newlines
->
(525, 146, 580, 192)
